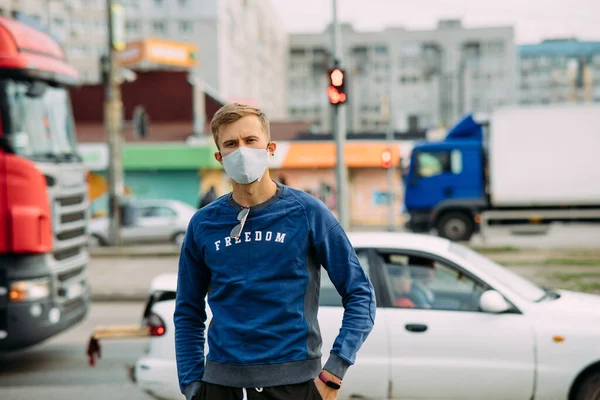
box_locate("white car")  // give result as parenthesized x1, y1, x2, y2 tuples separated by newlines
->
(130, 232, 600, 400)
(89, 199, 197, 246)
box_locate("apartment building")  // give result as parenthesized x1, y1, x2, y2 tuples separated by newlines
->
(288, 20, 517, 132)
(0, 0, 287, 119)
(122, 0, 288, 119)
(519, 38, 600, 105)
(0, 0, 107, 83)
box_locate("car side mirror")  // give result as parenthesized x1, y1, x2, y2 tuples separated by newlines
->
(479, 290, 511, 313)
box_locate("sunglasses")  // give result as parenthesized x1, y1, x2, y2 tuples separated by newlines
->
(230, 207, 250, 240)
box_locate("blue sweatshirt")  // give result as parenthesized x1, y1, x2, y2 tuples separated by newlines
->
(174, 183, 376, 394)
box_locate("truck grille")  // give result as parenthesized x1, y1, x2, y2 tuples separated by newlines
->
(56, 227, 86, 241)
(53, 189, 88, 256)
(33, 164, 90, 311)
(58, 266, 85, 283)
(58, 195, 85, 207)
(54, 247, 80, 262)
(60, 211, 86, 224)
(49, 179, 89, 304)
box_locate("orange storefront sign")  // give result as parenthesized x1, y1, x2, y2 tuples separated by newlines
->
(117, 38, 198, 69)
(281, 142, 401, 169)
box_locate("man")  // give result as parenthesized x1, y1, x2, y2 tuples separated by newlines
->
(198, 185, 217, 209)
(174, 103, 376, 400)
(407, 256, 436, 309)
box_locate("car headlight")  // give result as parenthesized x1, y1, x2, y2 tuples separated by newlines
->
(9, 278, 51, 302)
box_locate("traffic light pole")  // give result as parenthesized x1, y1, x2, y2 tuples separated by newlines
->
(331, 0, 350, 230)
(381, 95, 396, 231)
(386, 101, 396, 232)
(105, 0, 124, 246)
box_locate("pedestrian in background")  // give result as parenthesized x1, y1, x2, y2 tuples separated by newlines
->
(197, 186, 217, 209)
(174, 103, 376, 400)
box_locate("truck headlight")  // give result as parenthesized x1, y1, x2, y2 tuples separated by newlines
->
(9, 278, 51, 302)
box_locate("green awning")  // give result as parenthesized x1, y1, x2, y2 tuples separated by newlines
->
(123, 143, 222, 170)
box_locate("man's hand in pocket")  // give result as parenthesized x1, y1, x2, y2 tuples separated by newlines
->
(313, 372, 340, 400)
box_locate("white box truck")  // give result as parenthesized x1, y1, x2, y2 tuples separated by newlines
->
(403, 104, 600, 241)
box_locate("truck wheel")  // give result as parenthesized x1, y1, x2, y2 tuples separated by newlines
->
(574, 370, 600, 400)
(437, 212, 474, 242)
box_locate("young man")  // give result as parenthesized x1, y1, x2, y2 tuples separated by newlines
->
(174, 103, 376, 400)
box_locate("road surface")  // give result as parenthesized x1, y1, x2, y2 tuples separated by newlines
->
(0, 302, 158, 400)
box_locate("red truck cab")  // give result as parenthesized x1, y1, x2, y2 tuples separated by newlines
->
(0, 16, 90, 351)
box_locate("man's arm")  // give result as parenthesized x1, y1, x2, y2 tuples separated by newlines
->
(174, 218, 211, 398)
(310, 207, 377, 380)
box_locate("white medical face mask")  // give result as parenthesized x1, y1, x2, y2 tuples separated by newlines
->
(221, 146, 270, 184)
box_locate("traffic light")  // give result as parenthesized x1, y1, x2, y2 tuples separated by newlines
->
(327, 67, 347, 105)
(381, 149, 392, 169)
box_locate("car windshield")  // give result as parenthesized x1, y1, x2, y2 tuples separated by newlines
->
(449, 242, 546, 302)
(0, 78, 79, 161)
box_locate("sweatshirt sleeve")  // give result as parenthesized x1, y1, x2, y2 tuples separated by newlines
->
(173, 215, 211, 395)
(309, 202, 376, 379)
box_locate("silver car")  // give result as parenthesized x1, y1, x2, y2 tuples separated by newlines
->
(88, 199, 197, 246)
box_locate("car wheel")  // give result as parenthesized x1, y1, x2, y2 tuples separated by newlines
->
(88, 234, 106, 247)
(574, 370, 600, 400)
(437, 212, 474, 242)
(171, 232, 186, 246)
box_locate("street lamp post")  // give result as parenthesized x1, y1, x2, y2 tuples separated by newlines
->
(104, 0, 125, 246)
(331, 0, 350, 230)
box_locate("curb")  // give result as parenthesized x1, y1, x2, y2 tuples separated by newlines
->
(91, 292, 148, 302)
(89, 247, 180, 258)
(88, 247, 600, 259)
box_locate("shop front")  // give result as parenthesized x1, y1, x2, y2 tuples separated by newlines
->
(78, 140, 406, 228)
(269, 141, 406, 228)
(78, 142, 220, 216)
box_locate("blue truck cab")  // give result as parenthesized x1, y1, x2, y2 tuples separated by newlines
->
(404, 114, 488, 241)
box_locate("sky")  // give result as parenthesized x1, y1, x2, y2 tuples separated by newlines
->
(269, 0, 599, 44)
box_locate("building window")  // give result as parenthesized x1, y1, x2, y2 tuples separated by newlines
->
(124, 0, 139, 8)
(126, 20, 139, 33)
(488, 40, 505, 53)
(152, 20, 166, 34)
(154, 0, 164, 7)
(290, 48, 306, 57)
(178, 0, 190, 7)
(374, 45, 388, 55)
(179, 20, 193, 34)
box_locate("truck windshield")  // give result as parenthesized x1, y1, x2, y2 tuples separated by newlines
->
(0, 79, 79, 162)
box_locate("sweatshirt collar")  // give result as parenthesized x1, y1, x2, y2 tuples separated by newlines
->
(227, 181, 284, 212)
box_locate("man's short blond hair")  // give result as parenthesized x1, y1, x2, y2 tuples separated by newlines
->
(210, 103, 270, 149)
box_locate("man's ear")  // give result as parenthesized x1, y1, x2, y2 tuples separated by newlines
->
(214, 151, 223, 164)
(268, 141, 277, 156)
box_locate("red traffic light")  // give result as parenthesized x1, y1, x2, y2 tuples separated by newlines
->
(328, 67, 347, 105)
(327, 86, 347, 104)
(381, 149, 392, 169)
(330, 68, 344, 87)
